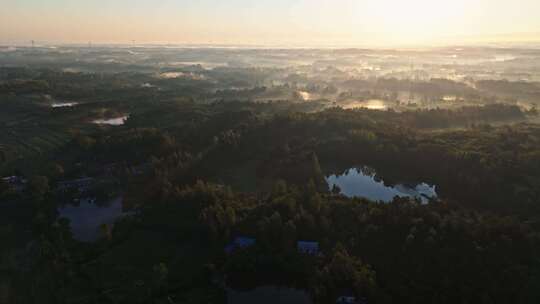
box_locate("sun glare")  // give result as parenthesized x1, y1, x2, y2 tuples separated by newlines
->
(358, 0, 468, 43)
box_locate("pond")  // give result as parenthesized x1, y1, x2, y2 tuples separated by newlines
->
(326, 167, 437, 203)
(159, 72, 185, 79)
(298, 91, 311, 101)
(342, 99, 388, 110)
(93, 115, 129, 126)
(141, 83, 156, 88)
(58, 197, 128, 242)
(228, 286, 312, 304)
(52, 102, 79, 108)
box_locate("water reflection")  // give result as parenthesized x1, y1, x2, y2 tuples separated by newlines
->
(159, 72, 185, 79)
(52, 102, 79, 108)
(343, 99, 388, 110)
(58, 197, 127, 242)
(298, 91, 311, 101)
(93, 115, 129, 126)
(326, 168, 437, 203)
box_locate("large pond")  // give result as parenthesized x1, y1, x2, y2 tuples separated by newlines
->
(326, 167, 437, 203)
(58, 197, 128, 242)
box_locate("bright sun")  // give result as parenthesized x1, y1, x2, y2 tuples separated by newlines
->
(357, 0, 468, 43)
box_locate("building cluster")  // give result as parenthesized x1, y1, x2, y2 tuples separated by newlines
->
(225, 236, 320, 256)
(224, 236, 366, 303)
(1, 176, 27, 192)
(57, 177, 94, 194)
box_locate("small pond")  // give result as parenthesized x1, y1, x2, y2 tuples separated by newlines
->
(93, 115, 129, 126)
(342, 99, 389, 110)
(58, 197, 128, 242)
(141, 83, 156, 88)
(52, 102, 79, 108)
(326, 167, 437, 203)
(297, 91, 312, 101)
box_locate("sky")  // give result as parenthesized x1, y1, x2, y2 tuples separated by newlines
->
(1, 0, 540, 47)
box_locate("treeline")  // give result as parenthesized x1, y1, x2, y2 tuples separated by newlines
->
(182, 107, 539, 215)
(5, 102, 540, 303)
(338, 77, 480, 100)
(71, 103, 538, 214)
(10, 175, 540, 303)
(476, 80, 540, 99)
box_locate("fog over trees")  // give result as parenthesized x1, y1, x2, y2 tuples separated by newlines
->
(1, 44, 540, 303)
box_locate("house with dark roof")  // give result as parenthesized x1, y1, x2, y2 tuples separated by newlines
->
(336, 291, 367, 304)
(225, 236, 256, 254)
(1, 176, 27, 192)
(337, 295, 357, 304)
(57, 177, 94, 193)
(297, 241, 319, 255)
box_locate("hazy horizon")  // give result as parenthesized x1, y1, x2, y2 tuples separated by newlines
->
(2, 0, 540, 47)
(3, 2, 540, 303)
(3, 33, 540, 49)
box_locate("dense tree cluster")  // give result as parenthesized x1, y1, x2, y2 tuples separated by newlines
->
(2, 65, 540, 304)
